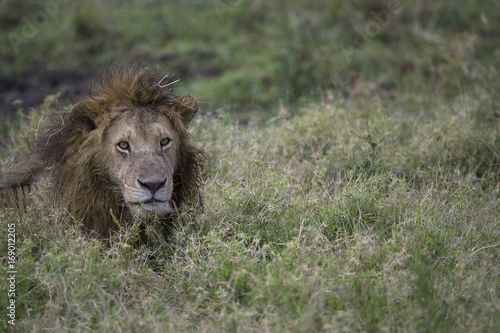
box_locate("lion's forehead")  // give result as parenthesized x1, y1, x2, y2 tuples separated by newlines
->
(106, 109, 178, 145)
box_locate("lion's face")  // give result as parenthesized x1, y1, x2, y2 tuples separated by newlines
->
(104, 109, 180, 219)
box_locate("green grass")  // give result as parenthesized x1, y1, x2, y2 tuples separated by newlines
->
(1, 0, 500, 331)
(2, 1, 500, 116)
(1, 94, 498, 331)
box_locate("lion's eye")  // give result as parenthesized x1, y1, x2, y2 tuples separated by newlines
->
(160, 137, 171, 148)
(117, 141, 130, 151)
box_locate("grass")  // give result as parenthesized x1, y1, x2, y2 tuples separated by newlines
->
(1, 94, 498, 332)
(2, 1, 500, 116)
(1, 0, 499, 331)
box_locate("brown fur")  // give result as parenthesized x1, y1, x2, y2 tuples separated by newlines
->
(1, 64, 204, 239)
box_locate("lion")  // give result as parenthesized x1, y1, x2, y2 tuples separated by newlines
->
(0, 64, 205, 239)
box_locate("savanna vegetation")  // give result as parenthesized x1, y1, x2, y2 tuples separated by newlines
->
(1, 0, 499, 331)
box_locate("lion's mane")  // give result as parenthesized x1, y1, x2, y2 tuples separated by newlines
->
(5, 64, 204, 238)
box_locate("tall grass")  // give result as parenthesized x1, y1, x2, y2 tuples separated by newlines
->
(1, 0, 499, 331)
(1, 93, 498, 331)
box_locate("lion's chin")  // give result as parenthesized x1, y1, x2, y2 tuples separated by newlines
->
(129, 201, 173, 219)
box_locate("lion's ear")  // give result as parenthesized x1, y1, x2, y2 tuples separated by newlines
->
(70, 102, 99, 133)
(173, 95, 198, 128)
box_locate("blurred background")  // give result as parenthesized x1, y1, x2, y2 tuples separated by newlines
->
(1, 0, 499, 122)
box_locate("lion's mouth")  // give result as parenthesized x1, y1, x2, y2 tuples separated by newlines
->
(129, 198, 173, 218)
(130, 198, 168, 205)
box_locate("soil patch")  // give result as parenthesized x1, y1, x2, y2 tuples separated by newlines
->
(0, 68, 93, 116)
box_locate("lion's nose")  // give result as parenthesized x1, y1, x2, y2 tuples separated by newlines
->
(137, 178, 166, 196)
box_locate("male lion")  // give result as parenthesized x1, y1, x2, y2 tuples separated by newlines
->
(0, 64, 204, 239)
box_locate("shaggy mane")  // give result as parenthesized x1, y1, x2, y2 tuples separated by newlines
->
(87, 63, 178, 109)
(3, 64, 205, 239)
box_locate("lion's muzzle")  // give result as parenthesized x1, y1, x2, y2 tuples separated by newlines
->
(137, 178, 167, 196)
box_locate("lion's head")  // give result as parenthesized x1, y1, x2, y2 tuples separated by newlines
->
(3, 64, 204, 239)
